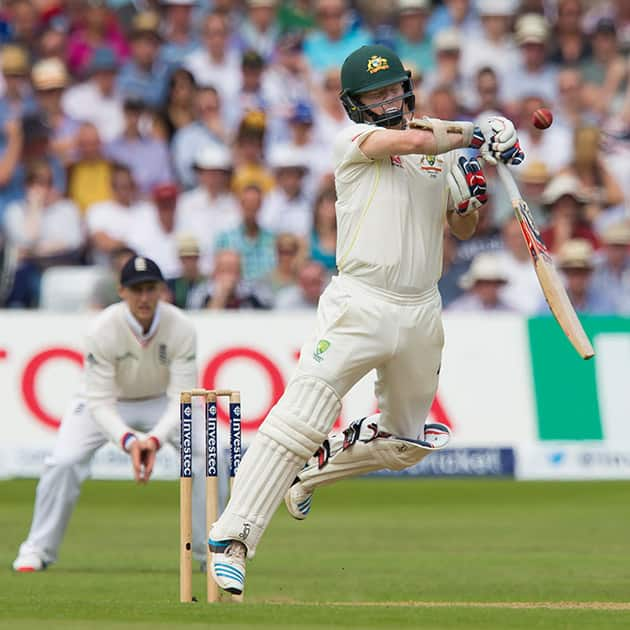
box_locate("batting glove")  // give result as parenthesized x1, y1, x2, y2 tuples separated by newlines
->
(447, 156, 488, 216)
(478, 116, 525, 166)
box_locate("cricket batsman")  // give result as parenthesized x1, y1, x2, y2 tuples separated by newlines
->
(13, 256, 201, 572)
(208, 44, 524, 594)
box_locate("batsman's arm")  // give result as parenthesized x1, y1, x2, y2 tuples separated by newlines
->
(447, 209, 478, 240)
(84, 335, 138, 451)
(359, 118, 476, 160)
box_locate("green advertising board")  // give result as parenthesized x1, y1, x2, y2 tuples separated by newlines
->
(528, 316, 630, 441)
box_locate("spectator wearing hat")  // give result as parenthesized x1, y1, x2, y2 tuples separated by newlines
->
(302, 0, 371, 73)
(280, 101, 321, 183)
(215, 184, 276, 281)
(232, 114, 275, 195)
(580, 18, 627, 116)
(86, 163, 141, 266)
(427, 0, 480, 39)
(538, 238, 615, 315)
(66, 0, 129, 77)
(592, 221, 630, 314)
(171, 85, 227, 188)
(236, 0, 280, 62)
(166, 234, 209, 309)
(513, 160, 549, 226)
(198, 249, 269, 310)
(260, 144, 311, 237)
(447, 252, 514, 312)
(116, 11, 170, 109)
(67, 122, 113, 214)
(550, 0, 591, 66)
(128, 182, 183, 279)
(423, 30, 468, 110)
(62, 47, 125, 143)
(264, 35, 313, 125)
(540, 174, 600, 254)
(175, 145, 239, 273)
(584, 1, 630, 56)
(274, 260, 327, 309)
(237, 50, 271, 119)
(159, 0, 200, 68)
(493, 216, 541, 314)
(460, 0, 518, 96)
(31, 58, 81, 164)
(0, 45, 36, 121)
(184, 12, 242, 106)
(105, 98, 174, 195)
(503, 14, 558, 108)
(516, 95, 573, 175)
(393, 0, 433, 75)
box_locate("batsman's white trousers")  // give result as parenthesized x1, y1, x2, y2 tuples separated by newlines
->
(16, 396, 208, 565)
(303, 273, 444, 438)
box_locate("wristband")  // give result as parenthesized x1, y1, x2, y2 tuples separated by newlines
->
(148, 436, 161, 450)
(121, 432, 137, 452)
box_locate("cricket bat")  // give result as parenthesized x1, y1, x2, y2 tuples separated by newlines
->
(495, 163, 595, 360)
(407, 117, 594, 359)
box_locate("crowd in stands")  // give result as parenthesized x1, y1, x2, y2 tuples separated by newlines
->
(0, 0, 629, 315)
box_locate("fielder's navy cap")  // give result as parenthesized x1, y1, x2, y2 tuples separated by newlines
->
(120, 256, 164, 287)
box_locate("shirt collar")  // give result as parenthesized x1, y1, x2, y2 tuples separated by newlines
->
(124, 301, 161, 344)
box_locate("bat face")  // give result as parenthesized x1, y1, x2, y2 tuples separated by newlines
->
(510, 197, 594, 360)
(513, 199, 551, 264)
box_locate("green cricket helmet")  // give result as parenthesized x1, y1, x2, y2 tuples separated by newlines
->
(340, 44, 415, 127)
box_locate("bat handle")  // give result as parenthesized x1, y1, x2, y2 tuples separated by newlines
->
(495, 162, 522, 203)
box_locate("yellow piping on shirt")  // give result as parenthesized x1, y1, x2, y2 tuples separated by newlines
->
(337, 161, 381, 271)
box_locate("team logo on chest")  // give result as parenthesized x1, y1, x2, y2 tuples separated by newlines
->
(158, 343, 168, 365)
(419, 155, 444, 178)
(390, 155, 403, 168)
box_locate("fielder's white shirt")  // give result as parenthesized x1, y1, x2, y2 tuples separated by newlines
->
(83, 301, 197, 448)
(333, 123, 455, 295)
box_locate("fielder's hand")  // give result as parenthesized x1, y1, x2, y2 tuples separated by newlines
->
(129, 439, 158, 484)
(477, 116, 524, 166)
(447, 156, 488, 215)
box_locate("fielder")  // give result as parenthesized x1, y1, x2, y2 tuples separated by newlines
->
(13, 256, 201, 572)
(208, 44, 524, 594)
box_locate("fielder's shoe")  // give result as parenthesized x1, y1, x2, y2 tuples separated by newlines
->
(209, 539, 246, 594)
(12, 551, 47, 572)
(284, 479, 313, 520)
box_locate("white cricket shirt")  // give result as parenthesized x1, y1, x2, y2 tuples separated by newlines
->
(333, 123, 455, 295)
(83, 301, 197, 448)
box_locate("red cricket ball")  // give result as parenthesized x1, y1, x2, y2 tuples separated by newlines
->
(532, 108, 553, 130)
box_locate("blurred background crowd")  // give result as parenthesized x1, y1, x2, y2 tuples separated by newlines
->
(0, 0, 629, 314)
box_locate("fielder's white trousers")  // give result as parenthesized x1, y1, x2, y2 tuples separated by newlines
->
(304, 274, 444, 438)
(17, 395, 207, 565)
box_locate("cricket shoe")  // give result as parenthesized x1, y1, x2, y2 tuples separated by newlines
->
(284, 479, 313, 520)
(12, 551, 47, 572)
(422, 422, 451, 448)
(209, 539, 246, 594)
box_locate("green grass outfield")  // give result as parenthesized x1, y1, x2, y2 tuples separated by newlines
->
(1, 479, 629, 629)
